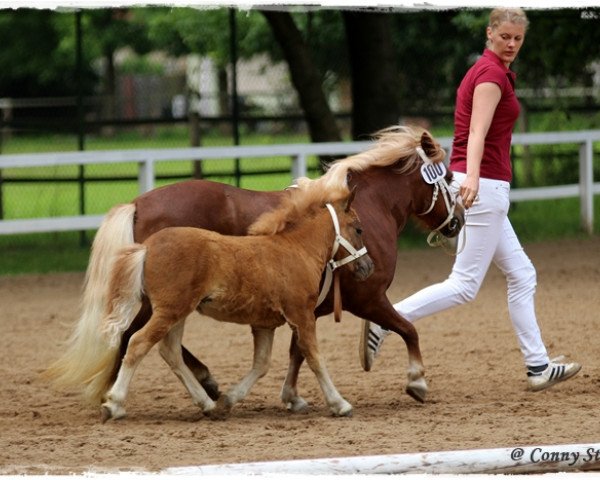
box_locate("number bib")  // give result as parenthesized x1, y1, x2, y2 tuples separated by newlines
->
(420, 162, 446, 184)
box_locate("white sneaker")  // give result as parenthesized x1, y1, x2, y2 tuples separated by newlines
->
(359, 321, 391, 371)
(527, 356, 581, 392)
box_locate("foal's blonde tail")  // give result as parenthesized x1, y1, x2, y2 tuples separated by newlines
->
(43, 203, 137, 404)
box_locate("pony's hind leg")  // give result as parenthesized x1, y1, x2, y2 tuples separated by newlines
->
(210, 327, 275, 420)
(289, 315, 352, 417)
(101, 309, 183, 422)
(118, 298, 221, 401)
(158, 321, 216, 415)
(280, 330, 309, 413)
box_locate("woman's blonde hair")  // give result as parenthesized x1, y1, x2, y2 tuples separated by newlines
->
(488, 8, 529, 30)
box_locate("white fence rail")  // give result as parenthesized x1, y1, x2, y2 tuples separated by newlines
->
(0, 130, 599, 235)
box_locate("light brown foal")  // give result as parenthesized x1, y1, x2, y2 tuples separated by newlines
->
(100, 182, 373, 421)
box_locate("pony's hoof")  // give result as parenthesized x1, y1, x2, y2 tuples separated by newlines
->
(205, 396, 231, 421)
(285, 396, 309, 413)
(205, 407, 229, 421)
(100, 406, 112, 423)
(406, 377, 428, 403)
(333, 408, 353, 418)
(331, 400, 353, 417)
(100, 403, 126, 423)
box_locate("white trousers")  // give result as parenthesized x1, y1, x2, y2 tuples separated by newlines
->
(394, 172, 549, 367)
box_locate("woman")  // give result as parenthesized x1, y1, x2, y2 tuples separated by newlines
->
(361, 8, 581, 391)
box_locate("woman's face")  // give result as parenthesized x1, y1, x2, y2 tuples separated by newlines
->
(486, 21, 526, 67)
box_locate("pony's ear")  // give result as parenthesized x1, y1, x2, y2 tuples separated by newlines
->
(344, 187, 357, 212)
(420, 131, 438, 158)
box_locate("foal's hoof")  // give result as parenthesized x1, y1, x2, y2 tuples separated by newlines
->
(205, 396, 232, 421)
(285, 396, 309, 413)
(406, 377, 428, 403)
(206, 410, 228, 421)
(331, 400, 353, 417)
(333, 408, 353, 418)
(100, 403, 126, 423)
(206, 408, 229, 421)
(100, 406, 112, 423)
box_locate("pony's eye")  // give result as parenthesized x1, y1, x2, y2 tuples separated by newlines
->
(356, 227, 363, 235)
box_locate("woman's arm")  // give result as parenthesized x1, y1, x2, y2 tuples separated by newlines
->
(460, 82, 502, 208)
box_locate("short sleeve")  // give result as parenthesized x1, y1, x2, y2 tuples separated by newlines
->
(473, 64, 507, 93)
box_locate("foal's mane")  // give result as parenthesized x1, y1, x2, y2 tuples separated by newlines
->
(248, 179, 349, 236)
(320, 125, 446, 191)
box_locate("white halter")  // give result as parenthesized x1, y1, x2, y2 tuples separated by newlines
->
(316, 203, 368, 307)
(415, 146, 463, 252)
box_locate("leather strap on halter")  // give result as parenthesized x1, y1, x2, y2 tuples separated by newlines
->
(415, 146, 459, 248)
(333, 272, 342, 323)
(316, 203, 368, 321)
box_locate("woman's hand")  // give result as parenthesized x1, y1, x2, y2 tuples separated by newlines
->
(460, 175, 480, 209)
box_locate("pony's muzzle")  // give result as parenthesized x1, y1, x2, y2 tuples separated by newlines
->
(448, 216, 461, 235)
(444, 205, 465, 238)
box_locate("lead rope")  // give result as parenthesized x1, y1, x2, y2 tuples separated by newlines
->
(427, 210, 468, 256)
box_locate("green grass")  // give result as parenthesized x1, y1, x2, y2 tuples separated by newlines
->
(1, 128, 324, 219)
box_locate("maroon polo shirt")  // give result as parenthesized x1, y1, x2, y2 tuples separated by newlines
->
(449, 49, 520, 182)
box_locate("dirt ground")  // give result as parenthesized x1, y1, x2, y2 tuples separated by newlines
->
(1, 237, 599, 475)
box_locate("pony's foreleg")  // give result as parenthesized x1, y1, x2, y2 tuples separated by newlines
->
(211, 327, 274, 420)
(280, 330, 309, 413)
(390, 316, 427, 403)
(158, 321, 216, 415)
(366, 302, 428, 403)
(291, 314, 352, 417)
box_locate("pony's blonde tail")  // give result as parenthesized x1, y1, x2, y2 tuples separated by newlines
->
(102, 245, 147, 350)
(42, 203, 137, 404)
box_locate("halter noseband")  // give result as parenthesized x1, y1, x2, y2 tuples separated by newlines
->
(316, 203, 368, 307)
(415, 146, 459, 249)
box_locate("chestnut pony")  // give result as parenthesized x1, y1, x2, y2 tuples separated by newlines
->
(45, 126, 464, 412)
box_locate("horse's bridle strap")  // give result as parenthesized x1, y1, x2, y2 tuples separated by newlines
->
(316, 203, 368, 308)
(415, 146, 458, 246)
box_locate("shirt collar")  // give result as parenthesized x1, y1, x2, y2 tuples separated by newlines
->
(483, 48, 517, 84)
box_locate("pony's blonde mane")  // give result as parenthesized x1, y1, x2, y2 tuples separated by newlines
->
(320, 125, 445, 191)
(248, 125, 444, 236)
(249, 179, 349, 236)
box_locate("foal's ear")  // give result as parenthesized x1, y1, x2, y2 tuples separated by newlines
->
(344, 187, 357, 212)
(420, 131, 438, 158)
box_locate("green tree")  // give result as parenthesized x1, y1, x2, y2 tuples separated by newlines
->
(261, 10, 342, 142)
(0, 9, 96, 97)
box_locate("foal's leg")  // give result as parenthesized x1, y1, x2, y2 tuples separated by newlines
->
(101, 310, 186, 422)
(158, 321, 217, 415)
(210, 327, 275, 419)
(290, 314, 352, 417)
(280, 330, 309, 412)
(118, 298, 220, 400)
